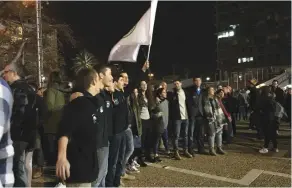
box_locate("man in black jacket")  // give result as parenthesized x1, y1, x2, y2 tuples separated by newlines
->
(56, 68, 103, 186)
(271, 80, 285, 106)
(106, 74, 128, 187)
(169, 80, 192, 160)
(188, 77, 207, 155)
(3, 64, 37, 187)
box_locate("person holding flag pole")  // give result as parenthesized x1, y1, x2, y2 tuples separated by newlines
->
(106, 0, 158, 187)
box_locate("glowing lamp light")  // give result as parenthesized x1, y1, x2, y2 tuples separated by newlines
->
(22, 0, 35, 8)
(206, 77, 210, 81)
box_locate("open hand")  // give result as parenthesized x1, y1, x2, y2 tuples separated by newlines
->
(56, 157, 70, 181)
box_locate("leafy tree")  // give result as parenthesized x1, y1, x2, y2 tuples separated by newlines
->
(0, 1, 76, 81)
(72, 50, 98, 74)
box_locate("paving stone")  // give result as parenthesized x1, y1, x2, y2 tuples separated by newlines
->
(249, 174, 274, 187)
(125, 166, 211, 187)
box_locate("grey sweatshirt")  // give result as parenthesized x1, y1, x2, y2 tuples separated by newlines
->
(157, 97, 169, 129)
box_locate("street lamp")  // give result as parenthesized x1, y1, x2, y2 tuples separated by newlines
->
(206, 77, 210, 81)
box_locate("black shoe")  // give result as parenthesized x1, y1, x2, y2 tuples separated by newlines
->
(137, 158, 148, 167)
(145, 156, 155, 163)
(188, 149, 195, 157)
(154, 156, 162, 163)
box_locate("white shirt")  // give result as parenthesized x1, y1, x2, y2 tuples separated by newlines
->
(177, 89, 188, 120)
(140, 97, 150, 120)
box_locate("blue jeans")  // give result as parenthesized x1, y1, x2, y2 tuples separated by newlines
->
(106, 131, 126, 187)
(173, 119, 189, 150)
(188, 116, 205, 151)
(208, 127, 223, 148)
(13, 141, 33, 187)
(154, 129, 169, 154)
(92, 145, 109, 187)
(121, 128, 134, 175)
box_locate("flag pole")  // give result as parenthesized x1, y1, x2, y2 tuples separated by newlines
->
(147, 0, 158, 63)
(146, 44, 151, 62)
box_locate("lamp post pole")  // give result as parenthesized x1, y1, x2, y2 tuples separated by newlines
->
(36, 0, 43, 87)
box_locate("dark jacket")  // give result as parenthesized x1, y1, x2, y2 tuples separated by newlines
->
(248, 86, 259, 111)
(187, 86, 205, 118)
(96, 90, 111, 147)
(271, 86, 285, 106)
(10, 79, 37, 143)
(58, 95, 101, 183)
(150, 100, 165, 134)
(222, 94, 238, 113)
(256, 95, 276, 129)
(130, 93, 142, 136)
(112, 90, 128, 134)
(169, 88, 191, 121)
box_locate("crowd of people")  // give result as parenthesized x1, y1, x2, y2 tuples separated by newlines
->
(0, 61, 290, 187)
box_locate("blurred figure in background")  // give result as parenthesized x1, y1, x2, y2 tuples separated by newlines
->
(43, 71, 65, 166)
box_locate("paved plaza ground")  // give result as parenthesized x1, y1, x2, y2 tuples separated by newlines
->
(32, 122, 291, 187)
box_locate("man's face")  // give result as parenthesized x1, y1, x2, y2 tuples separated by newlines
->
(140, 81, 147, 91)
(160, 82, 167, 90)
(115, 77, 124, 90)
(106, 81, 115, 93)
(288, 88, 292, 95)
(219, 90, 224, 98)
(193, 78, 202, 87)
(272, 81, 278, 87)
(93, 73, 102, 95)
(100, 68, 113, 88)
(3, 65, 16, 84)
(121, 73, 129, 86)
(223, 87, 229, 94)
(174, 81, 182, 90)
(160, 89, 167, 99)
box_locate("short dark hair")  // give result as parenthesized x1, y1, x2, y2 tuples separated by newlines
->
(272, 80, 278, 83)
(193, 76, 201, 81)
(216, 89, 223, 95)
(48, 71, 62, 87)
(156, 87, 165, 97)
(113, 73, 123, 82)
(173, 79, 181, 83)
(75, 68, 98, 91)
(94, 64, 111, 74)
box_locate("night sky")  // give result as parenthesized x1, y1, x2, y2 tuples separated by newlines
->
(49, 1, 216, 79)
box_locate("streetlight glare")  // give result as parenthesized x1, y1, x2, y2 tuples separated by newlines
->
(206, 77, 210, 81)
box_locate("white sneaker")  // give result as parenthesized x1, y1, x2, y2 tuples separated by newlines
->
(55, 183, 66, 188)
(128, 165, 140, 173)
(133, 160, 140, 168)
(259, 148, 269, 154)
(273, 148, 279, 153)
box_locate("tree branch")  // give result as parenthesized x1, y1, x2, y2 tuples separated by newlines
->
(10, 40, 26, 65)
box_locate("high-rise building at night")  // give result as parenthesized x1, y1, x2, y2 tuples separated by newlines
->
(215, 2, 291, 88)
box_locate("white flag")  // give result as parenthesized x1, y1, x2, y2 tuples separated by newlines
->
(108, 0, 158, 62)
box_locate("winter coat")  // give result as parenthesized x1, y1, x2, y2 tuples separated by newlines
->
(44, 83, 65, 134)
(203, 97, 227, 135)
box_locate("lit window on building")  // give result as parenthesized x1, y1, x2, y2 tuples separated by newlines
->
(237, 57, 254, 63)
(218, 30, 236, 39)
